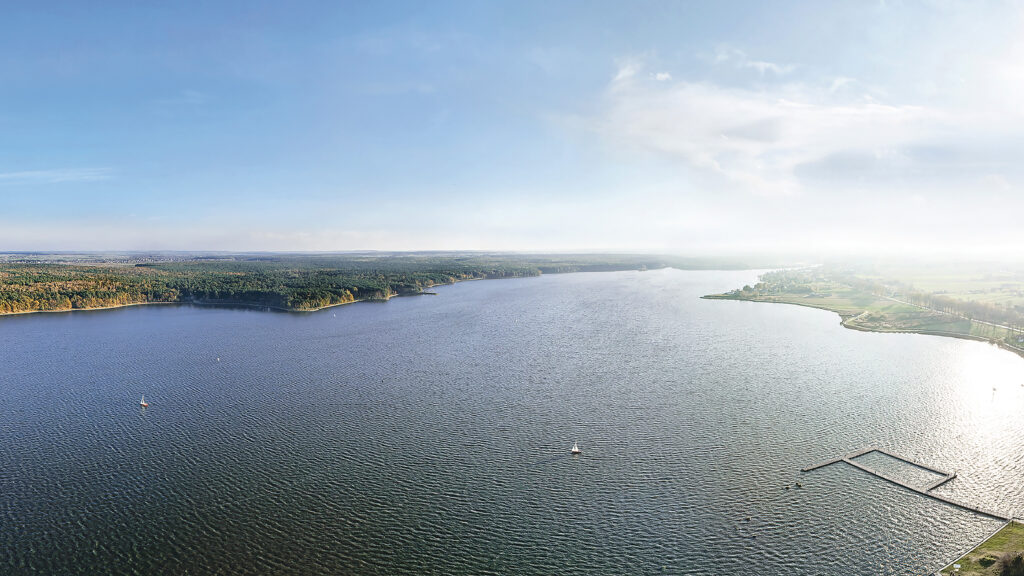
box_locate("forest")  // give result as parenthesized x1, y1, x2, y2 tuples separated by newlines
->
(0, 252, 723, 314)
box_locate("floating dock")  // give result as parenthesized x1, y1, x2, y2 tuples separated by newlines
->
(923, 472, 958, 493)
(800, 446, 875, 472)
(873, 446, 949, 477)
(801, 446, 1009, 522)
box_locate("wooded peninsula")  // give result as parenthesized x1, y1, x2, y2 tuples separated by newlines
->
(0, 252, 762, 316)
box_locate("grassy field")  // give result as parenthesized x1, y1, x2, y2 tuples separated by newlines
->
(704, 266, 1024, 358)
(860, 261, 1024, 309)
(940, 521, 1024, 575)
(704, 281, 967, 332)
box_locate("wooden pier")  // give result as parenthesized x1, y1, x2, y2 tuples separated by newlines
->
(800, 446, 875, 472)
(801, 446, 1009, 522)
(923, 472, 957, 493)
(800, 456, 844, 472)
(873, 446, 949, 477)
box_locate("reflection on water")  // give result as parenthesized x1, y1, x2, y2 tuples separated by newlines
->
(1, 269, 1023, 575)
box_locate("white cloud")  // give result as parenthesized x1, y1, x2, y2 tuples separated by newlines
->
(710, 46, 794, 76)
(594, 61, 941, 196)
(654, 72, 672, 81)
(562, 43, 1024, 255)
(829, 76, 856, 92)
(979, 173, 1012, 192)
(744, 59, 793, 76)
(613, 61, 639, 82)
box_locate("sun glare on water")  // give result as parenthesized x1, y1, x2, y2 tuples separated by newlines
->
(946, 342, 1024, 446)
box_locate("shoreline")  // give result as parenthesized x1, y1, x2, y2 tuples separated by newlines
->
(0, 300, 183, 317)
(0, 266, 679, 319)
(0, 270, 552, 315)
(702, 294, 1024, 361)
(0, 288, 434, 318)
(937, 520, 1024, 575)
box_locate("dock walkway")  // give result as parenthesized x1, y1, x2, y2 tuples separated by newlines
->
(800, 446, 875, 472)
(802, 447, 1009, 522)
(873, 446, 950, 477)
(924, 472, 957, 492)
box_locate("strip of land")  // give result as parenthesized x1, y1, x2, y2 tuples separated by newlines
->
(0, 252, 773, 316)
(939, 521, 1024, 575)
(703, 266, 1024, 359)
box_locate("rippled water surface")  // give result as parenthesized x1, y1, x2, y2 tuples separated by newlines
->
(3, 269, 1024, 575)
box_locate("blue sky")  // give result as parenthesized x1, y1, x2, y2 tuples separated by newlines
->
(3, 1, 1023, 254)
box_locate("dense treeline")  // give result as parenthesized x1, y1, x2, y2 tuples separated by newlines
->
(0, 253, 693, 314)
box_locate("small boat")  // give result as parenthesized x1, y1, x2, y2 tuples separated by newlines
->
(140, 395, 149, 408)
(571, 441, 582, 455)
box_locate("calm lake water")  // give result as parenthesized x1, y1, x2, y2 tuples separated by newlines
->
(3, 269, 1024, 575)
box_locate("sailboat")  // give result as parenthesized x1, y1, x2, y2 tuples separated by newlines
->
(571, 441, 582, 455)
(140, 395, 149, 408)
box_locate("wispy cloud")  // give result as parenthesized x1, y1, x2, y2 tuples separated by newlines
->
(592, 58, 949, 196)
(0, 168, 112, 184)
(829, 76, 856, 92)
(613, 60, 639, 82)
(710, 46, 795, 76)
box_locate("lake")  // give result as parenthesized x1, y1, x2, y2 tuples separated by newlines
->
(3, 269, 1023, 575)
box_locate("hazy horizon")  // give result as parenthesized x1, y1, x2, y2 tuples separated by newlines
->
(4, 2, 1024, 256)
